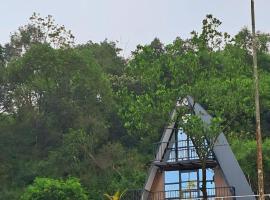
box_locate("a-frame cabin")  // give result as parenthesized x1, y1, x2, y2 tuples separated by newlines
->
(139, 96, 255, 200)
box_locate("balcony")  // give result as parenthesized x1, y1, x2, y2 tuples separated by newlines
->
(153, 140, 217, 170)
(148, 187, 235, 200)
(122, 187, 235, 200)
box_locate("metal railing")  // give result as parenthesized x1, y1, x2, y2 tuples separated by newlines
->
(153, 140, 214, 162)
(122, 187, 235, 200)
(172, 194, 270, 200)
(122, 189, 144, 200)
(149, 187, 235, 200)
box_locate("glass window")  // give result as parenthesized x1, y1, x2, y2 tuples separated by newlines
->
(199, 169, 202, 180)
(165, 171, 179, 183)
(199, 169, 215, 181)
(181, 171, 197, 182)
(189, 139, 194, 146)
(206, 169, 214, 180)
(181, 181, 197, 190)
(165, 184, 179, 191)
(178, 129, 187, 140)
(207, 181, 215, 188)
(169, 149, 176, 162)
(165, 187, 179, 198)
(164, 169, 215, 199)
(165, 184, 179, 198)
(177, 129, 203, 161)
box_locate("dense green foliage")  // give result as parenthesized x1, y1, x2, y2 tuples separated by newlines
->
(21, 177, 88, 200)
(0, 14, 270, 199)
(232, 139, 270, 193)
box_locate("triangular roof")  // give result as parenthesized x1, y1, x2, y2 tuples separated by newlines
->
(142, 96, 255, 200)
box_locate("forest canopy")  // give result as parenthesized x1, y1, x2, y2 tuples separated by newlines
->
(0, 13, 270, 199)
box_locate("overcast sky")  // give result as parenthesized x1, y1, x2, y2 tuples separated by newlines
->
(1, 0, 270, 57)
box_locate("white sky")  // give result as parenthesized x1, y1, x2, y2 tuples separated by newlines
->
(1, 0, 270, 57)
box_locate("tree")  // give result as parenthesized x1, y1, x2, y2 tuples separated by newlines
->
(77, 40, 125, 76)
(4, 13, 74, 61)
(3, 44, 112, 144)
(1, 12, 270, 199)
(21, 177, 88, 200)
(0, 43, 115, 199)
(251, 1, 265, 199)
(231, 139, 270, 194)
(179, 108, 223, 200)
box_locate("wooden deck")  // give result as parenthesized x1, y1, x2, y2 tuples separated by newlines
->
(152, 159, 217, 170)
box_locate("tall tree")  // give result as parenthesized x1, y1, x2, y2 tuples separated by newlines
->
(251, 1, 265, 199)
(178, 106, 223, 200)
(4, 13, 74, 61)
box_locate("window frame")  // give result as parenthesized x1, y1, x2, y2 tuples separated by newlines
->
(164, 169, 215, 199)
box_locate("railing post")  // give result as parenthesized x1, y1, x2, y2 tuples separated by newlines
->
(232, 187, 236, 200)
(175, 129, 178, 162)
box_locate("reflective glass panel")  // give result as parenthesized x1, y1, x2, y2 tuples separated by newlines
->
(165, 171, 179, 183)
(178, 129, 187, 140)
(181, 171, 197, 182)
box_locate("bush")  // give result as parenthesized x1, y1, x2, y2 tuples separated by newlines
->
(21, 177, 88, 200)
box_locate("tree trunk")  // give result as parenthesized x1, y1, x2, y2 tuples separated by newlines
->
(251, 1, 265, 199)
(202, 160, 208, 200)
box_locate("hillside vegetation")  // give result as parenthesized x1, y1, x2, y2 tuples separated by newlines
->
(0, 14, 270, 199)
